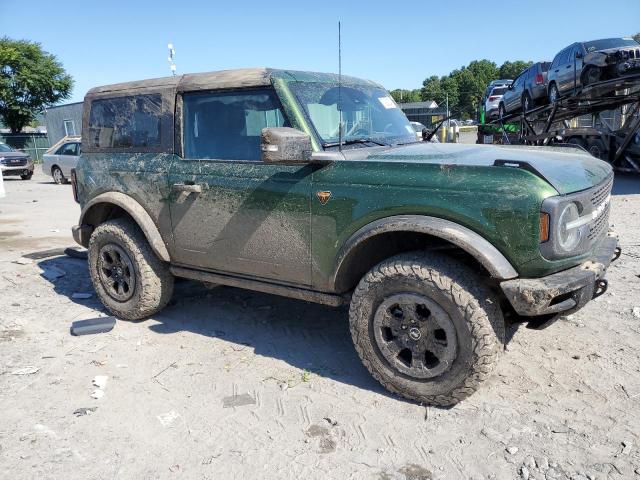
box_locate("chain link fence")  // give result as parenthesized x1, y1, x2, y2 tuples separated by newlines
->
(0, 133, 50, 162)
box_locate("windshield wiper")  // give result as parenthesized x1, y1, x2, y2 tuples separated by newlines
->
(322, 138, 390, 148)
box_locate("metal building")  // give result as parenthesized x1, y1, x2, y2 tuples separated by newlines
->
(399, 101, 446, 127)
(44, 102, 83, 145)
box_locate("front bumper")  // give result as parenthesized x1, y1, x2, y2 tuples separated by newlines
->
(0, 161, 34, 176)
(500, 233, 619, 316)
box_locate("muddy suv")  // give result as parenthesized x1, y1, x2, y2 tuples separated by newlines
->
(72, 68, 619, 406)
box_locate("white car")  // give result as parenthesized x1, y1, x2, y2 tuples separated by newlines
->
(484, 82, 512, 119)
(42, 140, 81, 184)
(410, 121, 427, 140)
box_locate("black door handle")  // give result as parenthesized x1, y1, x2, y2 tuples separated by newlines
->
(172, 183, 202, 194)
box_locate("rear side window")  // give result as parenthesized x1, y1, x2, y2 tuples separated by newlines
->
(57, 143, 78, 156)
(87, 94, 162, 150)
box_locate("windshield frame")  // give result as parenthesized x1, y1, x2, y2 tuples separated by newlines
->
(286, 79, 418, 150)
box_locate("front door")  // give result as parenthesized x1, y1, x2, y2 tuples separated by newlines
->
(168, 88, 313, 286)
(58, 142, 79, 176)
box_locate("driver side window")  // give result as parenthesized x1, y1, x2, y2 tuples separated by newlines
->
(182, 89, 289, 161)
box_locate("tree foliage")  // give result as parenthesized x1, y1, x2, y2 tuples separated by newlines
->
(389, 88, 421, 103)
(634, 32, 640, 44)
(499, 60, 533, 80)
(410, 59, 532, 119)
(0, 37, 73, 133)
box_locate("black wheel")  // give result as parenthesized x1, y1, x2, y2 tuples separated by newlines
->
(88, 218, 174, 320)
(349, 252, 504, 406)
(548, 83, 559, 103)
(20, 172, 33, 180)
(567, 137, 586, 149)
(52, 166, 65, 184)
(587, 138, 608, 160)
(582, 66, 601, 86)
(498, 103, 506, 119)
(522, 93, 533, 112)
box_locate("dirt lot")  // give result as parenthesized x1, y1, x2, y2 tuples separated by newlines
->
(1, 171, 640, 480)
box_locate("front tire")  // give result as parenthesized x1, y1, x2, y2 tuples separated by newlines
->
(88, 218, 174, 320)
(349, 252, 504, 406)
(20, 172, 33, 180)
(498, 103, 506, 119)
(548, 83, 559, 103)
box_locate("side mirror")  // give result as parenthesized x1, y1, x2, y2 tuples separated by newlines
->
(261, 127, 312, 164)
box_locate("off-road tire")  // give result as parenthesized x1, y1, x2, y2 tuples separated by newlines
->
(349, 252, 504, 406)
(88, 218, 174, 320)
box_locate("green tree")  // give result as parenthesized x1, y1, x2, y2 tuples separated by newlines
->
(390, 89, 421, 103)
(453, 60, 499, 118)
(0, 37, 73, 133)
(498, 60, 533, 80)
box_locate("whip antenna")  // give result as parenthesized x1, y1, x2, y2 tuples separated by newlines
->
(338, 21, 343, 152)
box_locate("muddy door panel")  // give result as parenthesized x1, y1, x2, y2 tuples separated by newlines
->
(168, 161, 313, 286)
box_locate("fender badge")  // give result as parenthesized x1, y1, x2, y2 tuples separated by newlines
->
(316, 191, 331, 205)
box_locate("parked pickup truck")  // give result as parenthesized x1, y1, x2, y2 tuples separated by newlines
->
(71, 68, 619, 406)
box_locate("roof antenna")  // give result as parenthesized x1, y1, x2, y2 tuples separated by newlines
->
(338, 21, 343, 152)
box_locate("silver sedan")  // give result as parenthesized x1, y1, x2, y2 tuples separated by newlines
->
(42, 140, 81, 184)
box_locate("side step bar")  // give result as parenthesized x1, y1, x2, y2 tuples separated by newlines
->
(170, 266, 347, 307)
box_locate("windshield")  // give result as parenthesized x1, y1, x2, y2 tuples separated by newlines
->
(584, 38, 639, 52)
(0, 143, 13, 152)
(288, 81, 416, 147)
(490, 87, 507, 96)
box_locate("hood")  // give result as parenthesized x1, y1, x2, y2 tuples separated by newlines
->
(0, 151, 29, 159)
(366, 143, 612, 195)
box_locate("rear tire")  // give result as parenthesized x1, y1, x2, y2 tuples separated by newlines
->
(88, 218, 174, 320)
(52, 166, 65, 184)
(587, 138, 608, 161)
(522, 92, 532, 112)
(348, 252, 504, 406)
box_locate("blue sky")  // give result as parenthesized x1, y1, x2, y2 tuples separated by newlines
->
(1, 0, 639, 103)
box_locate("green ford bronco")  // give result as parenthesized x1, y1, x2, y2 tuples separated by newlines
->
(71, 68, 619, 405)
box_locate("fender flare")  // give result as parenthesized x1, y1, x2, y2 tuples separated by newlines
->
(332, 215, 519, 286)
(79, 192, 170, 262)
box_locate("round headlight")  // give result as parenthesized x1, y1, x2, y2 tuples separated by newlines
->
(557, 202, 581, 251)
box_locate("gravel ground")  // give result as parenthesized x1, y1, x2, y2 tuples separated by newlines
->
(1, 170, 639, 480)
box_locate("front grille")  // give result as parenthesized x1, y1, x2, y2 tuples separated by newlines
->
(590, 174, 613, 209)
(1, 158, 27, 167)
(587, 173, 613, 242)
(588, 202, 610, 240)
